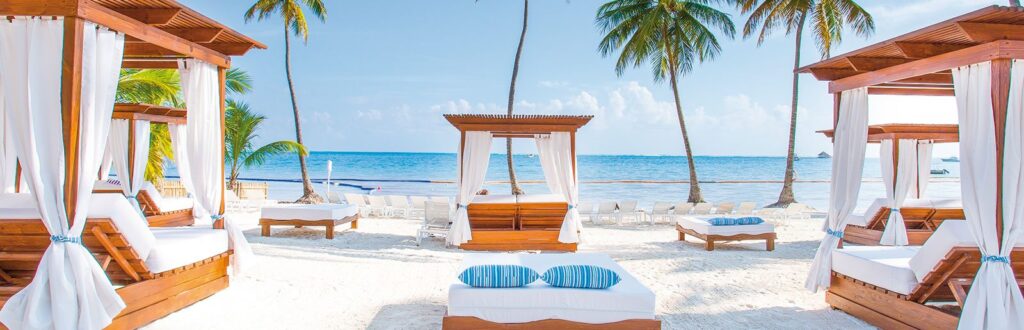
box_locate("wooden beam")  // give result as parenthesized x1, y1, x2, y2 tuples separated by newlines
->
(124, 43, 252, 58)
(810, 68, 861, 80)
(110, 8, 181, 25)
(894, 72, 953, 85)
(958, 22, 1024, 43)
(61, 17, 85, 226)
(162, 28, 224, 43)
(847, 57, 914, 71)
(868, 87, 955, 96)
(204, 43, 254, 56)
(992, 58, 1011, 249)
(121, 60, 179, 69)
(894, 42, 972, 59)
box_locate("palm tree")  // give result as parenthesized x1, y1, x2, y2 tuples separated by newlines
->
(505, 0, 529, 195)
(1013, 1, 1021, 7)
(738, 0, 873, 208)
(225, 100, 308, 188)
(245, 0, 327, 204)
(597, 0, 736, 203)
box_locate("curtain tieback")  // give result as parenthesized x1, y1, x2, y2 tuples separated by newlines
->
(211, 215, 224, 220)
(982, 255, 1010, 264)
(891, 208, 901, 213)
(127, 194, 137, 200)
(567, 204, 576, 210)
(457, 204, 467, 209)
(50, 235, 82, 244)
(826, 228, 844, 239)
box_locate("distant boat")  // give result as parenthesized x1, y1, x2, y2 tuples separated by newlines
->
(931, 169, 950, 175)
(818, 151, 831, 159)
(941, 156, 960, 162)
(527, 154, 536, 158)
(794, 155, 801, 161)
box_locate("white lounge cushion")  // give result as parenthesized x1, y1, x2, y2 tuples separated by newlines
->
(516, 194, 566, 203)
(678, 216, 775, 236)
(260, 204, 359, 221)
(848, 198, 886, 227)
(832, 246, 920, 295)
(908, 220, 977, 282)
(0, 193, 157, 260)
(147, 227, 229, 274)
(929, 198, 962, 209)
(448, 253, 656, 324)
(92, 179, 121, 191)
(142, 181, 192, 212)
(470, 195, 516, 204)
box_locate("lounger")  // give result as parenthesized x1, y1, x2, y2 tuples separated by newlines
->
(463, 194, 574, 252)
(259, 204, 359, 239)
(670, 202, 694, 224)
(616, 200, 644, 224)
(138, 182, 195, 227)
(714, 202, 735, 215)
(692, 202, 713, 215)
(344, 193, 370, 216)
(844, 198, 965, 245)
(827, 220, 1024, 329)
(735, 202, 757, 215)
(575, 201, 596, 223)
(367, 195, 392, 217)
(417, 201, 451, 245)
(387, 195, 412, 219)
(0, 193, 232, 329)
(409, 196, 429, 219)
(444, 253, 659, 329)
(676, 216, 776, 251)
(594, 201, 618, 224)
(649, 202, 674, 224)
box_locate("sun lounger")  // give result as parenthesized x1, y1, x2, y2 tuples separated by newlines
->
(594, 201, 619, 224)
(827, 220, 1024, 329)
(259, 204, 359, 239)
(692, 202, 713, 215)
(576, 201, 596, 223)
(670, 202, 694, 224)
(676, 216, 776, 251)
(463, 194, 574, 252)
(444, 253, 659, 329)
(367, 195, 392, 217)
(387, 195, 412, 219)
(616, 200, 645, 224)
(843, 198, 965, 246)
(714, 202, 735, 215)
(410, 196, 429, 219)
(327, 191, 344, 204)
(736, 202, 757, 215)
(649, 202, 674, 224)
(133, 182, 195, 227)
(344, 193, 370, 216)
(0, 193, 232, 329)
(417, 201, 451, 245)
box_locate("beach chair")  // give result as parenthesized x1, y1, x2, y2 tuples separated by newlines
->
(136, 182, 195, 227)
(409, 196, 428, 219)
(417, 201, 452, 246)
(388, 195, 412, 219)
(344, 193, 370, 216)
(327, 191, 344, 204)
(575, 201, 596, 223)
(649, 202, 674, 224)
(735, 202, 757, 216)
(692, 202, 713, 215)
(714, 202, 735, 215)
(367, 195, 392, 217)
(431, 196, 450, 205)
(616, 200, 644, 224)
(594, 201, 618, 224)
(782, 203, 811, 220)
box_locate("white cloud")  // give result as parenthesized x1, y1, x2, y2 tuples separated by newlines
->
(357, 109, 383, 120)
(539, 80, 569, 88)
(869, 0, 993, 26)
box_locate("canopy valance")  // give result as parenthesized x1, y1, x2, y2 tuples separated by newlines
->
(818, 124, 959, 143)
(443, 114, 593, 137)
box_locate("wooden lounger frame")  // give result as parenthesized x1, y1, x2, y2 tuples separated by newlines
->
(0, 218, 231, 329)
(138, 190, 195, 228)
(844, 207, 965, 246)
(463, 201, 577, 252)
(442, 314, 661, 330)
(259, 214, 359, 239)
(827, 247, 1024, 329)
(675, 224, 776, 251)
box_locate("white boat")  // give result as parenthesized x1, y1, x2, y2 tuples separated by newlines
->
(941, 156, 959, 162)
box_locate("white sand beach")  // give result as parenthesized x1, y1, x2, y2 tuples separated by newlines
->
(144, 214, 871, 330)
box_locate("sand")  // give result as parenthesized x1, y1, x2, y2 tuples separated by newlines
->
(143, 213, 872, 330)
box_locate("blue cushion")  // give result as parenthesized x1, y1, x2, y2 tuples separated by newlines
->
(458, 264, 539, 288)
(541, 265, 621, 289)
(706, 217, 765, 226)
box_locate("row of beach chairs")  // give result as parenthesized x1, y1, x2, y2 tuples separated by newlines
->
(331, 192, 451, 219)
(578, 201, 813, 225)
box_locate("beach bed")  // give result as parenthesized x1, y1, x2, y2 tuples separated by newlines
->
(260, 204, 360, 239)
(444, 253, 659, 329)
(843, 198, 964, 246)
(463, 194, 574, 252)
(676, 216, 776, 251)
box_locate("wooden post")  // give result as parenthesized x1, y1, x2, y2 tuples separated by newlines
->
(14, 160, 21, 193)
(61, 17, 85, 226)
(891, 139, 900, 195)
(214, 66, 227, 229)
(570, 131, 577, 179)
(127, 119, 136, 186)
(991, 58, 1012, 248)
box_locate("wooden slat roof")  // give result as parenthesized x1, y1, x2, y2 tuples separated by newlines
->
(98, 0, 266, 57)
(444, 114, 593, 134)
(113, 103, 186, 123)
(818, 124, 959, 143)
(799, 5, 1024, 94)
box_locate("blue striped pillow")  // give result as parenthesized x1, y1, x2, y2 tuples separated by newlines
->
(458, 264, 539, 288)
(541, 265, 621, 289)
(706, 217, 765, 226)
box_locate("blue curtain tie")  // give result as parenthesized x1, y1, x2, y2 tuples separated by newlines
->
(126, 194, 137, 199)
(457, 204, 467, 209)
(826, 228, 844, 239)
(567, 204, 576, 210)
(891, 208, 901, 213)
(51, 235, 82, 244)
(982, 255, 1010, 264)
(211, 215, 224, 220)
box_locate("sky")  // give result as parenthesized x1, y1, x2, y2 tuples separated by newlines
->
(179, 0, 994, 157)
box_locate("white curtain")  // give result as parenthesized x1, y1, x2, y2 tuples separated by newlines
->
(109, 119, 150, 215)
(0, 98, 15, 193)
(879, 139, 917, 246)
(914, 141, 934, 198)
(179, 59, 252, 274)
(535, 132, 581, 243)
(448, 131, 493, 246)
(168, 123, 195, 198)
(955, 61, 1024, 329)
(805, 87, 869, 292)
(0, 18, 126, 330)
(99, 145, 113, 181)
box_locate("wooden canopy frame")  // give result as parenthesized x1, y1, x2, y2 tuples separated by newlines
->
(818, 124, 960, 143)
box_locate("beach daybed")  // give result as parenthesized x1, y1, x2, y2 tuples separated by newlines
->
(259, 204, 359, 239)
(444, 253, 659, 329)
(138, 182, 196, 227)
(463, 194, 573, 252)
(676, 216, 776, 251)
(843, 197, 964, 246)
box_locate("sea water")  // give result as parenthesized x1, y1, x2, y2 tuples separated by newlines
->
(173, 152, 963, 211)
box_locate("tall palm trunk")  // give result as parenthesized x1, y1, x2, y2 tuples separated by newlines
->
(1013, 0, 1022, 7)
(505, 0, 528, 195)
(770, 15, 806, 208)
(283, 27, 321, 203)
(667, 65, 703, 203)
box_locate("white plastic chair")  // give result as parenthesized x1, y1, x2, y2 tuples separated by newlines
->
(388, 195, 412, 219)
(367, 195, 392, 217)
(344, 193, 370, 216)
(595, 201, 618, 224)
(736, 202, 758, 216)
(649, 202, 674, 224)
(327, 191, 344, 204)
(417, 201, 451, 245)
(671, 202, 694, 224)
(576, 201, 596, 223)
(616, 200, 644, 224)
(715, 202, 735, 215)
(409, 196, 428, 219)
(692, 202, 713, 215)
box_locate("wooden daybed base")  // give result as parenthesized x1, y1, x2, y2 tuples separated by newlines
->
(676, 224, 775, 251)
(259, 214, 359, 239)
(463, 199, 577, 252)
(844, 207, 964, 246)
(442, 314, 661, 330)
(827, 247, 1024, 329)
(0, 219, 231, 329)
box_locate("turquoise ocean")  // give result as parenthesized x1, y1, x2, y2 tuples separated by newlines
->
(173, 152, 963, 211)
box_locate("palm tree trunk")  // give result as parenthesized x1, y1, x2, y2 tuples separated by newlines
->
(505, 0, 528, 195)
(668, 67, 703, 203)
(283, 27, 321, 203)
(770, 16, 806, 208)
(1013, 0, 1022, 7)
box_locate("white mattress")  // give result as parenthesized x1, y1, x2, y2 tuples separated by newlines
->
(260, 204, 359, 221)
(516, 194, 566, 203)
(448, 253, 656, 324)
(470, 195, 517, 204)
(0, 193, 39, 218)
(142, 182, 193, 212)
(832, 246, 920, 295)
(678, 216, 775, 236)
(147, 227, 229, 274)
(847, 198, 963, 227)
(92, 180, 122, 191)
(908, 220, 978, 282)
(847, 198, 886, 227)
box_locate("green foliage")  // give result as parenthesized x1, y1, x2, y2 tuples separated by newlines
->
(225, 99, 307, 186)
(738, 0, 874, 59)
(244, 0, 327, 42)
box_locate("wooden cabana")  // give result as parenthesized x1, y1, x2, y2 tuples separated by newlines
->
(444, 114, 592, 252)
(802, 6, 1024, 329)
(0, 0, 263, 328)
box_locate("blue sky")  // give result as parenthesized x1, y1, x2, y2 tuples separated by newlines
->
(181, 0, 990, 157)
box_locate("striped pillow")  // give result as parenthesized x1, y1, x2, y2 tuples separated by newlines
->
(458, 264, 539, 288)
(541, 265, 621, 289)
(706, 217, 765, 226)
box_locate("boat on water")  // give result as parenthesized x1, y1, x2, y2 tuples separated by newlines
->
(931, 169, 950, 175)
(818, 151, 831, 159)
(941, 156, 960, 162)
